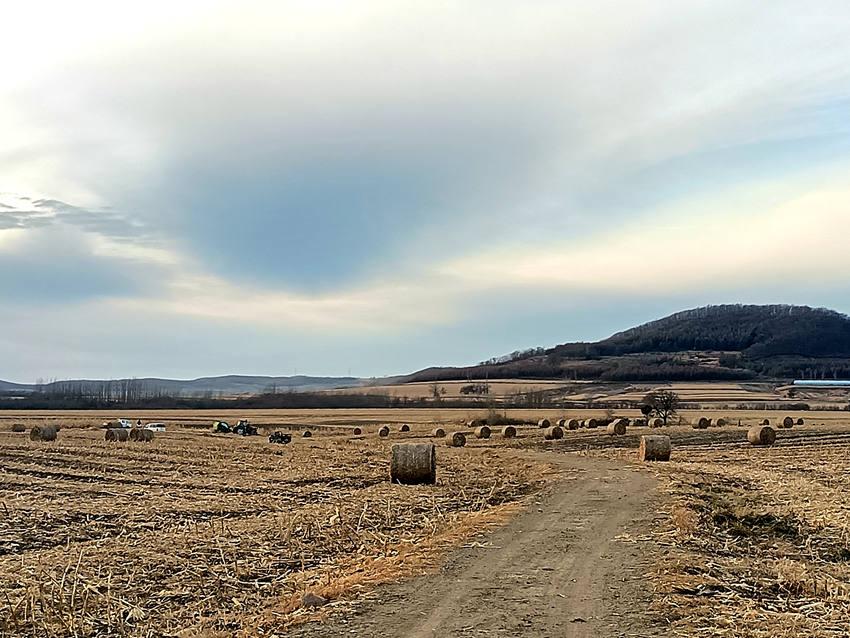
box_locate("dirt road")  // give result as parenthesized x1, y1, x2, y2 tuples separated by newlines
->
(291, 453, 663, 637)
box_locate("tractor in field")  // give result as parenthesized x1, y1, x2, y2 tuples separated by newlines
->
(212, 420, 231, 433)
(268, 431, 292, 444)
(233, 419, 258, 436)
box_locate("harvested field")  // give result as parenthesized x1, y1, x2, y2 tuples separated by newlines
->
(0, 426, 557, 637)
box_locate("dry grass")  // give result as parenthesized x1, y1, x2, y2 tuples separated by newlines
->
(0, 426, 558, 637)
(596, 422, 850, 637)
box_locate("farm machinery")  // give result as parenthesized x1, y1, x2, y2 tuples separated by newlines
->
(212, 419, 258, 436)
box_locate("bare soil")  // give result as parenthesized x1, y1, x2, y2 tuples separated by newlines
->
(290, 452, 663, 637)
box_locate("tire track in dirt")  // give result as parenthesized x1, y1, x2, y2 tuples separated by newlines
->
(290, 453, 664, 638)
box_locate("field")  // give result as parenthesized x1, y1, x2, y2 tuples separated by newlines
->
(3, 409, 850, 636)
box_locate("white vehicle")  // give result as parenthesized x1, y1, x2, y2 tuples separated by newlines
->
(145, 423, 166, 432)
(118, 418, 133, 428)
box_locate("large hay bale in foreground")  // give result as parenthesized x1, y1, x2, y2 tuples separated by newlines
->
(501, 425, 517, 438)
(639, 435, 670, 462)
(399, 424, 410, 432)
(30, 425, 57, 442)
(446, 432, 466, 447)
(566, 419, 580, 430)
(129, 428, 154, 442)
(432, 427, 446, 438)
(781, 416, 794, 429)
(543, 425, 563, 440)
(748, 426, 776, 446)
(390, 443, 436, 485)
(607, 419, 626, 436)
(378, 426, 390, 438)
(474, 425, 491, 439)
(11, 423, 26, 433)
(105, 428, 129, 442)
(537, 418, 550, 429)
(585, 418, 598, 429)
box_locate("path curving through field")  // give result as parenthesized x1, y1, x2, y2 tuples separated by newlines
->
(291, 453, 664, 637)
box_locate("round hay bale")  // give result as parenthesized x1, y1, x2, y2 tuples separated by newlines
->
(105, 428, 129, 442)
(715, 418, 727, 427)
(566, 419, 580, 430)
(446, 432, 467, 447)
(557, 418, 567, 428)
(466, 419, 483, 428)
(748, 426, 776, 446)
(432, 427, 446, 438)
(30, 425, 57, 442)
(501, 425, 517, 438)
(796, 418, 805, 426)
(543, 425, 563, 440)
(650, 418, 664, 428)
(129, 428, 154, 442)
(761, 418, 770, 426)
(11, 423, 26, 433)
(537, 418, 550, 429)
(639, 435, 671, 462)
(693, 417, 710, 430)
(474, 425, 491, 439)
(302, 430, 312, 438)
(399, 424, 410, 432)
(607, 419, 626, 436)
(585, 418, 598, 429)
(378, 426, 390, 438)
(390, 443, 436, 485)
(352, 427, 362, 436)
(782, 416, 794, 429)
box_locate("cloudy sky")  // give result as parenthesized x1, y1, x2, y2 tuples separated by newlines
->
(2, 1, 850, 381)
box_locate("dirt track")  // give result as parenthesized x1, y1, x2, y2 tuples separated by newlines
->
(291, 453, 663, 637)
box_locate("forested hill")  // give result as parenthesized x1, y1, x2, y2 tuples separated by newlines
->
(565, 305, 850, 358)
(406, 305, 850, 382)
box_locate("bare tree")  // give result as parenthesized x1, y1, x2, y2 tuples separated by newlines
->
(643, 390, 680, 425)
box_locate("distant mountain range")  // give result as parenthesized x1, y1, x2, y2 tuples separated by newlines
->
(403, 304, 850, 382)
(0, 375, 361, 396)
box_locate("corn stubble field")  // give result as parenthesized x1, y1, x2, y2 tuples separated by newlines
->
(2, 410, 850, 636)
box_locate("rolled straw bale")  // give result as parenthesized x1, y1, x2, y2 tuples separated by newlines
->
(585, 418, 598, 429)
(748, 426, 776, 446)
(399, 424, 410, 432)
(782, 416, 794, 429)
(607, 419, 627, 436)
(11, 423, 26, 433)
(557, 418, 567, 428)
(762, 418, 770, 426)
(446, 432, 467, 447)
(639, 435, 671, 462)
(105, 428, 129, 442)
(537, 418, 550, 429)
(566, 419, 580, 430)
(302, 430, 313, 438)
(650, 418, 664, 428)
(501, 425, 517, 438)
(715, 418, 727, 427)
(30, 425, 57, 442)
(352, 427, 362, 436)
(378, 426, 390, 438)
(543, 425, 564, 440)
(474, 425, 491, 439)
(796, 418, 805, 426)
(390, 443, 436, 485)
(432, 427, 446, 438)
(693, 417, 710, 430)
(129, 428, 154, 442)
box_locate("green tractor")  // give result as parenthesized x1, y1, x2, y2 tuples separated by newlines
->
(212, 420, 231, 433)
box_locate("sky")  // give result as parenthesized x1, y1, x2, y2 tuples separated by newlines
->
(2, 1, 850, 382)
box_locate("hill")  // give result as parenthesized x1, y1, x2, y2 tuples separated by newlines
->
(405, 304, 850, 382)
(0, 374, 360, 397)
